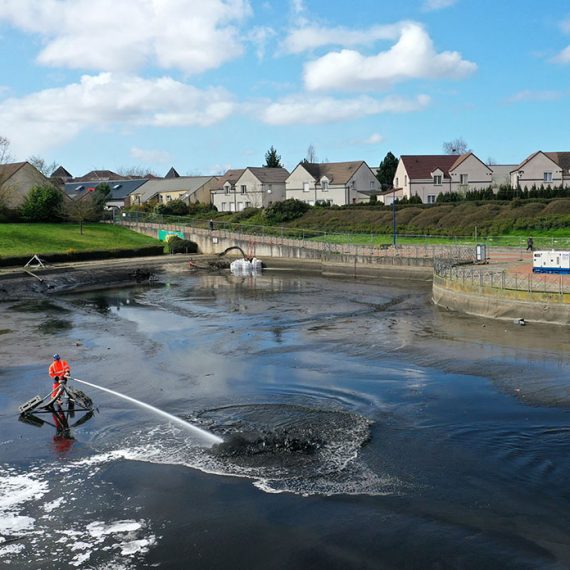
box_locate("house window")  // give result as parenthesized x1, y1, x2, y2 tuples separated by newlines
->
(238, 202, 244, 211)
(404, 175, 407, 186)
(395, 177, 399, 187)
(322, 180, 329, 191)
(230, 202, 236, 212)
(370, 181, 375, 189)
(241, 185, 246, 194)
(427, 195, 436, 204)
(221, 202, 226, 211)
(166, 195, 172, 201)
(245, 201, 251, 208)
(224, 185, 229, 194)
(433, 175, 442, 186)
(303, 182, 309, 192)
(460, 174, 468, 185)
(544, 172, 553, 183)
(267, 184, 272, 194)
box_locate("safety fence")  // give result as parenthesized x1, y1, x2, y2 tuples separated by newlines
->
(434, 259, 570, 295)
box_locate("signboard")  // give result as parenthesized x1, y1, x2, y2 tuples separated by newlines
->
(158, 230, 185, 242)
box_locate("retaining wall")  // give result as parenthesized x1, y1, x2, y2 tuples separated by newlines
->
(433, 274, 570, 325)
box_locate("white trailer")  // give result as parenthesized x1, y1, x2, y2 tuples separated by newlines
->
(532, 250, 570, 274)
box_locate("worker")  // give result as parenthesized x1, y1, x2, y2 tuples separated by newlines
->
(48, 354, 70, 399)
(527, 236, 534, 252)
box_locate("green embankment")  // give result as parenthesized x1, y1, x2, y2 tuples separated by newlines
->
(0, 223, 161, 257)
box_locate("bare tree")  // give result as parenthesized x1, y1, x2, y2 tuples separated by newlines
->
(305, 144, 318, 163)
(28, 155, 60, 177)
(442, 137, 470, 155)
(0, 136, 12, 164)
(64, 195, 98, 235)
(487, 156, 497, 166)
(0, 136, 15, 213)
(116, 166, 158, 178)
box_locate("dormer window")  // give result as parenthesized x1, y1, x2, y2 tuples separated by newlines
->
(321, 178, 329, 191)
(224, 182, 231, 194)
(433, 175, 442, 186)
(75, 185, 84, 191)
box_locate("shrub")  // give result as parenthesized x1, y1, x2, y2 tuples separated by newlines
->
(156, 199, 189, 216)
(264, 199, 310, 224)
(167, 235, 198, 254)
(20, 184, 64, 222)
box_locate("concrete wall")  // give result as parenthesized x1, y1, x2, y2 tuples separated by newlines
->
(433, 274, 570, 324)
(2, 164, 51, 207)
(449, 154, 493, 192)
(512, 153, 569, 189)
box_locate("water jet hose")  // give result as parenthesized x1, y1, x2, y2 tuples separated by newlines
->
(73, 378, 223, 446)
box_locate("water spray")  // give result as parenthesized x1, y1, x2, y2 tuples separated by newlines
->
(74, 378, 223, 446)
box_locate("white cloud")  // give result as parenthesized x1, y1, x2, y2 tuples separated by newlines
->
(423, 0, 457, 11)
(0, 0, 252, 74)
(248, 26, 277, 61)
(552, 46, 570, 64)
(507, 90, 564, 103)
(362, 133, 384, 145)
(0, 73, 235, 154)
(282, 22, 405, 54)
(259, 94, 430, 125)
(303, 23, 476, 92)
(129, 147, 172, 164)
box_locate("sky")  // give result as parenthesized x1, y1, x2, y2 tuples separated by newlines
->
(0, 0, 569, 177)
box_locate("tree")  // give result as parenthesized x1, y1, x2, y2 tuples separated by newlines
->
(442, 137, 470, 155)
(0, 136, 14, 217)
(65, 195, 99, 234)
(376, 151, 398, 189)
(264, 146, 283, 168)
(20, 184, 64, 222)
(28, 155, 59, 177)
(93, 183, 111, 212)
(116, 166, 158, 178)
(0, 136, 12, 164)
(305, 144, 318, 163)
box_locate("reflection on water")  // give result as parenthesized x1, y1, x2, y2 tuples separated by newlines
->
(2, 270, 570, 568)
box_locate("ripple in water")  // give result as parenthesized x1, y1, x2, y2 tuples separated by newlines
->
(87, 403, 401, 496)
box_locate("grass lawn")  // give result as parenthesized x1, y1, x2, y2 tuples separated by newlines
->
(0, 223, 161, 257)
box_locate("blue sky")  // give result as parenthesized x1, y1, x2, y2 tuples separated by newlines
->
(0, 0, 569, 176)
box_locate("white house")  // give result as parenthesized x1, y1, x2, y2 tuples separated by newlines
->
(510, 151, 570, 189)
(211, 167, 289, 212)
(286, 161, 378, 206)
(390, 154, 461, 204)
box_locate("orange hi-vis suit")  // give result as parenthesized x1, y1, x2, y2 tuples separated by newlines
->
(49, 359, 70, 398)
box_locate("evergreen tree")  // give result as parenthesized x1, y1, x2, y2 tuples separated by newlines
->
(20, 184, 64, 221)
(264, 146, 283, 168)
(376, 151, 398, 189)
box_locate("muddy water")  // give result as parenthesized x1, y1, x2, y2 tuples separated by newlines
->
(1, 270, 570, 569)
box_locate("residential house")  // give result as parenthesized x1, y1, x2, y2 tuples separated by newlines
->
(286, 161, 379, 206)
(510, 151, 570, 189)
(212, 167, 289, 212)
(448, 153, 494, 192)
(64, 178, 148, 209)
(389, 154, 462, 204)
(489, 164, 517, 188)
(0, 161, 55, 208)
(129, 176, 218, 207)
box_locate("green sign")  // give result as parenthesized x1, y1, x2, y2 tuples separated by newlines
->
(158, 230, 185, 241)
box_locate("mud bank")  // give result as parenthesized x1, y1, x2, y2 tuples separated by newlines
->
(0, 254, 434, 302)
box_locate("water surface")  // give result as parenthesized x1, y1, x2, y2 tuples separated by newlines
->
(1, 270, 570, 569)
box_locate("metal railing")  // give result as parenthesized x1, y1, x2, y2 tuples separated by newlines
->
(434, 260, 570, 295)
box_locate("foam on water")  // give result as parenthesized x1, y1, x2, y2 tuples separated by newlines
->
(0, 463, 157, 569)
